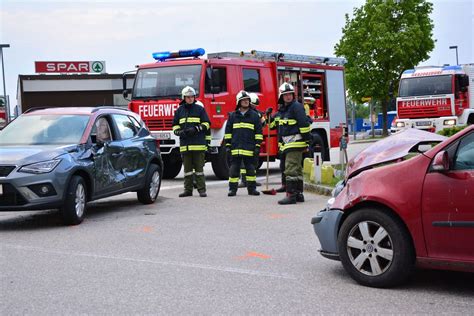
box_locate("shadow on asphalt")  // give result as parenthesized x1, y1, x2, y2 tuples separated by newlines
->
(328, 265, 474, 293)
(0, 195, 172, 231)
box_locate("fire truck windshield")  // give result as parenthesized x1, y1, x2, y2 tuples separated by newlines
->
(133, 65, 202, 99)
(399, 75, 452, 97)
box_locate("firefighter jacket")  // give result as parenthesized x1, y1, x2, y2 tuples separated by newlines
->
(277, 100, 311, 153)
(225, 109, 263, 157)
(172, 101, 211, 153)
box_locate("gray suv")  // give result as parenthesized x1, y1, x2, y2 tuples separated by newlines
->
(0, 107, 163, 225)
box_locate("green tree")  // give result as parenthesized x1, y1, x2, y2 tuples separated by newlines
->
(335, 0, 435, 135)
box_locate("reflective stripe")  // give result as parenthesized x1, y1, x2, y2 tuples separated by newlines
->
(231, 149, 254, 156)
(255, 134, 263, 140)
(224, 134, 232, 139)
(172, 125, 180, 131)
(256, 144, 261, 147)
(299, 126, 310, 133)
(188, 145, 207, 151)
(281, 141, 307, 151)
(280, 119, 297, 125)
(195, 172, 204, 176)
(233, 122, 255, 130)
(229, 177, 240, 183)
(184, 171, 194, 177)
(202, 122, 210, 129)
(240, 169, 247, 173)
(180, 145, 207, 152)
(205, 136, 212, 140)
(245, 176, 257, 181)
(179, 117, 201, 124)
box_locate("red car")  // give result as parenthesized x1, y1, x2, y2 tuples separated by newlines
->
(312, 126, 474, 287)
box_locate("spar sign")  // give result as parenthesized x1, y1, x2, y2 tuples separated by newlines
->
(35, 61, 106, 73)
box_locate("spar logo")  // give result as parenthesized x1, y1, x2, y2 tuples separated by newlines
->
(400, 98, 449, 108)
(138, 103, 180, 118)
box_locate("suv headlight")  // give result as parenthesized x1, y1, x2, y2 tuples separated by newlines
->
(396, 122, 405, 128)
(19, 159, 61, 174)
(332, 179, 345, 198)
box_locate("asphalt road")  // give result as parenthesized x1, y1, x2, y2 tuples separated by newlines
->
(1, 146, 474, 314)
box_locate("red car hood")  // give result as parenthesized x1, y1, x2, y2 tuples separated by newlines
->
(347, 129, 447, 178)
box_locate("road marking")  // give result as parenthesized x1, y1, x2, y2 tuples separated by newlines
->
(237, 251, 271, 260)
(2, 244, 296, 280)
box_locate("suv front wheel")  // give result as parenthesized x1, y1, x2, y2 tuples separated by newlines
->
(137, 163, 161, 204)
(337, 208, 415, 288)
(61, 175, 87, 225)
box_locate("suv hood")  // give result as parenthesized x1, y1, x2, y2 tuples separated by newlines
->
(0, 145, 79, 166)
(346, 129, 447, 179)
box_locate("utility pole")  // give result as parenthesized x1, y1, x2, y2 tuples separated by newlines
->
(0, 44, 10, 123)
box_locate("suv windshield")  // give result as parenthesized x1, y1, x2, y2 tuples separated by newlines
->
(399, 75, 452, 97)
(0, 114, 89, 145)
(133, 65, 202, 99)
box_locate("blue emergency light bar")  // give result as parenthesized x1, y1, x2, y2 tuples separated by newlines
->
(152, 48, 205, 61)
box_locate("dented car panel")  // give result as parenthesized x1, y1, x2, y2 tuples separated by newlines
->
(346, 128, 446, 179)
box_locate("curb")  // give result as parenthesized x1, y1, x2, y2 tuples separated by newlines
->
(304, 182, 333, 196)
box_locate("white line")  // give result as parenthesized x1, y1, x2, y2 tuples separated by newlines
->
(2, 244, 296, 280)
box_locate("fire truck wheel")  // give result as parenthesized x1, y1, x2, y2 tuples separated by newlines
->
(211, 146, 229, 180)
(162, 155, 182, 179)
(310, 133, 328, 162)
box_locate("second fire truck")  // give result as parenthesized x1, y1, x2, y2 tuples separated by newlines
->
(391, 64, 474, 133)
(124, 49, 347, 179)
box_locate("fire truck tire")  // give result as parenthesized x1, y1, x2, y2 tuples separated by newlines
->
(211, 146, 229, 180)
(162, 155, 182, 179)
(310, 133, 328, 162)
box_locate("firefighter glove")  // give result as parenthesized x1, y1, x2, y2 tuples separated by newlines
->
(184, 126, 197, 136)
(265, 107, 273, 115)
(174, 129, 185, 137)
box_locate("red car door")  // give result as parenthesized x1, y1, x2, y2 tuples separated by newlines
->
(422, 131, 474, 261)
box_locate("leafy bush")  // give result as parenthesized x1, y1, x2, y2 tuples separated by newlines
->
(437, 126, 467, 137)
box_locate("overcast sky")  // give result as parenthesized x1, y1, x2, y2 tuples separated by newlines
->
(0, 0, 473, 113)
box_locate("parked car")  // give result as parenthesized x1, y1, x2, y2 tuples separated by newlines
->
(312, 126, 474, 288)
(0, 107, 163, 225)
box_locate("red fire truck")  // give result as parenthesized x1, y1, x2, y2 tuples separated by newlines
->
(391, 64, 474, 133)
(124, 49, 347, 179)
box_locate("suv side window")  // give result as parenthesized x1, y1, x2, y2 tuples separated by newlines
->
(92, 116, 114, 143)
(205, 67, 227, 93)
(113, 114, 137, 139)
(453, 132, 474, 170)
(243, 68, 260, 92)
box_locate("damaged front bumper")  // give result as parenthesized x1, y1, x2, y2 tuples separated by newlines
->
(311, 208, 344, 261)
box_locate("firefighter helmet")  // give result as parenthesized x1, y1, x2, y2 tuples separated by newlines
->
(181, 86, 196, 99)
(278, 83, 295, 97)
(236, 90, 251, 105)
(249, 93, 260, 106)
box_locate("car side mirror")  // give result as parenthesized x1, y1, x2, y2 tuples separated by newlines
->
(122, 89, 129, 98)
(432, 151, 449, 172)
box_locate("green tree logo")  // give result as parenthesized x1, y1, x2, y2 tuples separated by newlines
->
(91, 61, 104, 73)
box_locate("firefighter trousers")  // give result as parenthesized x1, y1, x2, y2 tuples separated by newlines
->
(285, 150, 304, 193)
(182, 151, 206, 193)
(229, 156, 256, 192)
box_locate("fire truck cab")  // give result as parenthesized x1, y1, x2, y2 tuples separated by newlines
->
(125, 49, 347, 179)
(391, 64, 474, 133)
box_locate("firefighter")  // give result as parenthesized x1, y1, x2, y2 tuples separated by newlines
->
(172, 86, 211, 198)
(238, 93, 264, 188)
(276, 83, 311, 205)
(225, 90, 263, 196)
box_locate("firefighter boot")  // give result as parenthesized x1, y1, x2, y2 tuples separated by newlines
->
(228, 181, 238, 197)
(247, 182, 260, 196)
(296, 179, 305, 203)
(179, 191, 192, 197)
(278, 181, 297, 205)
(275, 173, 286, 193)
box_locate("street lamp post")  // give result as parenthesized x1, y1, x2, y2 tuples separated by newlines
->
(449, 45, 459, 65)
(0, 44, 10, 123)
